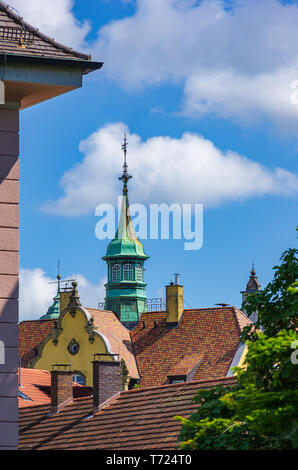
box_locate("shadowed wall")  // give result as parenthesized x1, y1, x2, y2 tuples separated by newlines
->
(0, 107, 19, 449)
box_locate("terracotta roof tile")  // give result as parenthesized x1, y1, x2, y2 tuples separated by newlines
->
(234, 307, 252, 331)
(19, 376, 236, 450)
(131, 307, 251, 387)
(18, 368, 91, 408)
(19, 306, 250, 386)
(19, 310, 139, 379)
(19, 320, 54, 366)
(88, 308, 139, 379)
(167, 353, 203, 376)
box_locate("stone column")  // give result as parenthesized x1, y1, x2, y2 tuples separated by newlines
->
(0, 107, 19, 450)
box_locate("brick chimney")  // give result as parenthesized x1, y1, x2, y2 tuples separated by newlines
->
(92, 354, 121, 414)
(50, 364, 73, 413)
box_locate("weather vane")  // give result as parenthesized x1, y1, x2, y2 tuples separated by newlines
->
(49, 260, 75, 290)
(119, 133, 132, 192)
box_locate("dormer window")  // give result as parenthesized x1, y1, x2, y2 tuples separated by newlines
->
(168, 375, 186, 384)
(123, 264, 134, 281)
(135, 264, 143, 282)
(112, 264, 121, 281)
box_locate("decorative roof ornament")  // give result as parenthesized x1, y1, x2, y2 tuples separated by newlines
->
(103, 135, 148, 259)
(40, 262, 62, 320)
(68, 281, 82, 317)
(246, 262, 261, 292)
(119, 133, 132, 194)
(102, 135, 148, 325)
(120, 359, 129, 391)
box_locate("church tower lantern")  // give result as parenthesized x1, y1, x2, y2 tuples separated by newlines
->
(102, 136, 148, 329)
(241, 263, 262, 322)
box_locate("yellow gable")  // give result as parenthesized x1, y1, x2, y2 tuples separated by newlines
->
(33, 305, 113, 386)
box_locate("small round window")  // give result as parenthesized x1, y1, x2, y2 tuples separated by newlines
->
(67, 339, 80, 355)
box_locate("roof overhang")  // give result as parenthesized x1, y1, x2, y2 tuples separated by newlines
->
(0, 53, 103, 109)
(0, 53, 103, 74)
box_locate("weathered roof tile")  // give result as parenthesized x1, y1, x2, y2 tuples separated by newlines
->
(19, 376, 236, 450)
(131, 307, 251, 387)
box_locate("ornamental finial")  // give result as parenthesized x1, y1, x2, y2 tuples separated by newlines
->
(251, 260, 256, 276)
(119, 133, 132, 192)
(57, 259, 61, 292)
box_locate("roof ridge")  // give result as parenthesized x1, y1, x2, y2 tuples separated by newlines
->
(0, 1, 91, 60)
(87, 308, 114, 314)
(232, 306, 252, 333)
(119, 375, 237, 396)
(183, 306, 236, 312)
(19, 319, 54, 324)
(233, 306, 250, 319)
(32, 375, 237, 408)
(140, 306, 237, 316)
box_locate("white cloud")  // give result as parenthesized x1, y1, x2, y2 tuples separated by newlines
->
(92, 0, 298, 127)
(9, 0, 90, 50)
(42, 122, 298, 216)
(19, 268, 56, 321)
(19, 268, 106, 321)
(9, 0, 298, 126)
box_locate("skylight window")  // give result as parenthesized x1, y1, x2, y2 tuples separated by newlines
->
(18, 390, 32, 401)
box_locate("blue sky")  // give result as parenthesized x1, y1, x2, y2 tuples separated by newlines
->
(14, 0, 298, 319)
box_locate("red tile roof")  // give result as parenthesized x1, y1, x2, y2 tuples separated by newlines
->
(167, 353, 203, 376)
(88, 308, 139, 379)
(0, 1, 91, 60)
(18, 368, 91, 408)
(19, 311, 140, 379)
(131, 307, 251, 388)
(18, 368, 53, 408)
(19, 376, 236, 450)
(19, 306, 250, 386)
(19, 320, 54, 367)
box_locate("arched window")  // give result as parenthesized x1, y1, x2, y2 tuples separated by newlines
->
(112, 264, 121, 281)
(123, 263, 134, 281)
(73, 372, 86, 386)
(135, 264, 143, 282)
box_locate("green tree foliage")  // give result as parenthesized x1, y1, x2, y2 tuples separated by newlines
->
(242, 248, 298, 340)
(176, 243, 298, 450)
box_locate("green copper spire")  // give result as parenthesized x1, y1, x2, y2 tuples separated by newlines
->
(40, 274, 61, 320)
(102, 135, 148, 329)
(105, 134, 147, 260)
(104, 184, 148, 259)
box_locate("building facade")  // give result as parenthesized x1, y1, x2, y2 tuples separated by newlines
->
(0, 1, 102, 449)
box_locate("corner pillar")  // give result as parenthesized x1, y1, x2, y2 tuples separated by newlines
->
(0, 107, 19, 450)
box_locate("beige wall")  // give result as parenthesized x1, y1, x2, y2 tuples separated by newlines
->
(0, 108, 19, 449)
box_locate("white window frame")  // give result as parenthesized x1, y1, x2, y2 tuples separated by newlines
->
(135, 264, 143, 282)
(123, 263, 134, 281)
(112, 264, 121, 281)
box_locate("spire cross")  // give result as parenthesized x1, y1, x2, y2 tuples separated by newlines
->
(119, 133, 132, 192)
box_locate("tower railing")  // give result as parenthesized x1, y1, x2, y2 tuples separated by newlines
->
(97, 298, 166, 312)
(146, 298, 166, 312)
